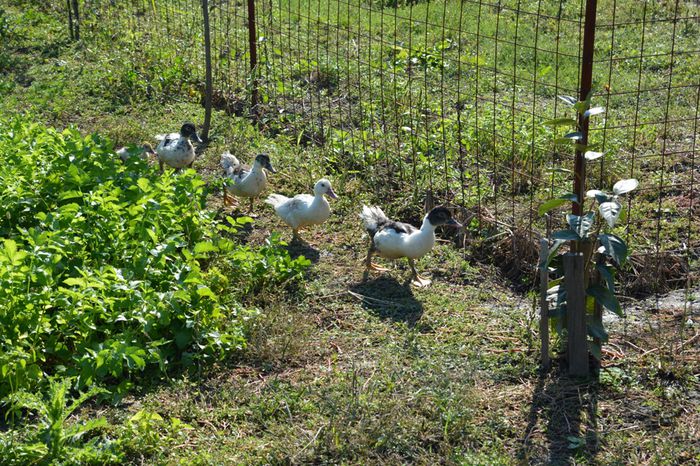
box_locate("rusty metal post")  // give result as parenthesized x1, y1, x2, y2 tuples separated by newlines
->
(573, 0, 598, 217)
(539, 239, 551, 370)
(201, 0, 213, 141)
(66, 0, 74, 40)
(564, 253, 588, 377)
(247, 0, 259, 115)
(70, 0, 80, 40)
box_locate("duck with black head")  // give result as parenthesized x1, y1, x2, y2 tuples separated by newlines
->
(359, 205, 462, 287)
(155, 122, 203, 173)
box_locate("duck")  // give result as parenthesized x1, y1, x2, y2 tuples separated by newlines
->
(115, 143, 156, 163)
(221, 152, 276, 212)
(155, 122, 203, 172)
(359, 205, 462, 287)
(265, 178, 338, 242)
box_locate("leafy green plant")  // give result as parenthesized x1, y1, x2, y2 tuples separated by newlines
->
(0, 378, 118, 465)
(0, 116, 309, 401)
(540, 97, 638, 360)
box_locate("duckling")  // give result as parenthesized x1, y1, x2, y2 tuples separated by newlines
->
(265, 178, 338, 242)
(155, 122, 203, 172)
(221, 152, 276, 212)
(359, 205, 462, 287)
(115, 143, 156, 163)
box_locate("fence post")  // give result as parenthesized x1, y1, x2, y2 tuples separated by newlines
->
(66, 0, 74, 40)
(539, 238, 550, 370)
(201, 0, 213, 141)
(246, 0, 259, 115)
(564, 253, 588, 377)
(573, 0, 597, 219)
(70, 0, 80, 40)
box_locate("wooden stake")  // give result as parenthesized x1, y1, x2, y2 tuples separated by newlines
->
(539, 239, 550, 370)
(564, 252, 588, 377)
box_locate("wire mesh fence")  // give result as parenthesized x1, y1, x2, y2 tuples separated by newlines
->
(65, 0, 698, 344)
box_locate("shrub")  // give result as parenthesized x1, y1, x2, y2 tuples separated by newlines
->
(0, 116, 309, 400)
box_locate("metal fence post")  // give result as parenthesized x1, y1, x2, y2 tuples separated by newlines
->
(247, 0, 259, 115)
(564, 253, 588, 377)
(573, 0, 598, 218)
(201, 0, 213, 141)
(70, 0, 80, 40)
(66, 0, 74, 40)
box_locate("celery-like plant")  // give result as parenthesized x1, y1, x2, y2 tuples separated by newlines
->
(1, 378, 118, 465)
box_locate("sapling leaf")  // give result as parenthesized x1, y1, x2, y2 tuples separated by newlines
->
(564, 131, 583, 141)
(587, 190, 612, 204)
(598, 234, 628, 266)
(552, 229, 580, 240)
(589, 341, 603, 361)
(599, 201, 622, 228)
(587, 284, 623, 316)
(538, 193, 578, 216)
(583, 107, 605, 118)
(584, 151, 604, 161)
(574, 100, 590, 114)
(539, 239, 566, 269)
(587, 319, 609, 342)
(566, 212, 595, 238)
(558, 95, 577, 106)
(596, 263, 615, 293)
(612, 179, 639, 195)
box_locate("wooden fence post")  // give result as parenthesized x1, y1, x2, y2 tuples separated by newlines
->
(201, 0, 213, 141)
(246, 0, 259, 115)
(564, 252, 588, 377)
(539, 238, 550, 370)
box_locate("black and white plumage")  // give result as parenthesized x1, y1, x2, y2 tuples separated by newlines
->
(359, 205, 462, 286)
(155, 122, 203, 172)
(221, 152, 276, 212)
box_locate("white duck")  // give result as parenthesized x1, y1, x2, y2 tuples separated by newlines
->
(155, 122, 203, 172)
(115, 143, 156, 163)
(265, 178, 338, 242)
(221, 152, 276, 212)
(359, 205, 462, 286)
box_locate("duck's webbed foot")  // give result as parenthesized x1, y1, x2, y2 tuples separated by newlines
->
(408, 258, 431, 287)
(247, 198, 258, 218)
(369, 263, 390, 272)
(410, 275, 432, 287)
(223, 188, 235, 207)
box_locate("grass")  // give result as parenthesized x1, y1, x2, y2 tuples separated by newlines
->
(0, 0, 698, 464)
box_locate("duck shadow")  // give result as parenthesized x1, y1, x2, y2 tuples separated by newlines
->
(284, 237, 321, 264)
(349, 276, 424, 325)
(519, 365, 599, 464)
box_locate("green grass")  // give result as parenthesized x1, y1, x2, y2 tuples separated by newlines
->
(0, 0, 698, 464)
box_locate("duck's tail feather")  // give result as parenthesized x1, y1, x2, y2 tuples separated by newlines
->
(359, 205, 389, 237)
(265, 193, 289, 209)
(220, 151, 241, 176)
(154, 134, 167, 142)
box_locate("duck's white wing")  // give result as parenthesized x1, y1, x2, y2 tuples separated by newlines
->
(279, 194, 314, 214)
(155, 133, 180, 151)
